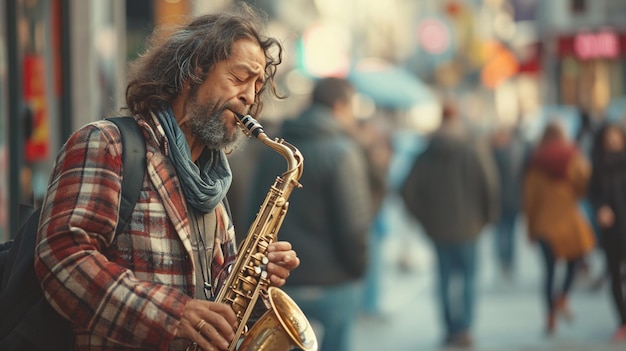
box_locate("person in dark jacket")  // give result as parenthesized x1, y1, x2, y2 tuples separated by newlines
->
(246, 77, 372, 351)
(589, 122, 626, 342)
(400, 100, 500, 348)
(490, 124, 530, 278)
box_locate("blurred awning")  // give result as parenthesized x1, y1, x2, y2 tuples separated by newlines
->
(348, 60, 435, 110)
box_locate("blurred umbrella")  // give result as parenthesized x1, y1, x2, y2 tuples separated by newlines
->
(348, 61, 434, 109)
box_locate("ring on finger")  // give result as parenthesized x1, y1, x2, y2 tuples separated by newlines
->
(195, 319, 207, 332)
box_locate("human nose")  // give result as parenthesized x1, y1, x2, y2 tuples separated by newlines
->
(239, 83, 256, 106)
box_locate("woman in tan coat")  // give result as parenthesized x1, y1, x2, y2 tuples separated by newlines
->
(523, 121, 596, 335)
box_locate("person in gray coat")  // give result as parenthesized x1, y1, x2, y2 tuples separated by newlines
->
(246, 77, 373, 351)
(401, 100, 500, 348)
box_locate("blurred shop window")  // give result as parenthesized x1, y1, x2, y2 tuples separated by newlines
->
(16, 0, 61, 208)
(125, 0, 191, 62)
(126, 0, 154, 61)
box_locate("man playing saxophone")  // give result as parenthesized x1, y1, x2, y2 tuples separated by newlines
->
(34, 4, 299, 351)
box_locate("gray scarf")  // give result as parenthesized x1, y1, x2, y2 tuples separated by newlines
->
(155, 107, 232, 213)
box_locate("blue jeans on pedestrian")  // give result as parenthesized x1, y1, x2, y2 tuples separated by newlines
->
(283, 281, 363, 351)
(362, 214, 387, 315)
(494, 209, 518, 273)
(434, 240, 478, 339)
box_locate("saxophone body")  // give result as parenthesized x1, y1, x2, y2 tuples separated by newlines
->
(215, 114, 317, 351)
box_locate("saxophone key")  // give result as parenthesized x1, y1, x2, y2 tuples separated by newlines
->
(275, 196, 286, 207)
(239, 275, 258, 291)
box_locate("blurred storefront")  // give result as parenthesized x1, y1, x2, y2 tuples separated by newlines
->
(0, 0, 210, 240)
(2, 0, 68, 239)
(3, 0, 626, 240)
(555, 29, 625, 116)
(538, 0, 626, 121)
(1, 0, 127, 240)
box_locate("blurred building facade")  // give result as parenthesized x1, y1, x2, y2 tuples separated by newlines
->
(540, 0, 626, 117)
(1, 0, 626, 241)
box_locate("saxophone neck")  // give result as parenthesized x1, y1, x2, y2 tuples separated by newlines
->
(273, 139, 304, 186)
(236, 113, 304, 184)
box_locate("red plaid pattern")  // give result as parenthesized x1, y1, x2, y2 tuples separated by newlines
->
(34, 119, 238, 350)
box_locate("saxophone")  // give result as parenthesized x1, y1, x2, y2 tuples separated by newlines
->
(215, 113, 318, 351)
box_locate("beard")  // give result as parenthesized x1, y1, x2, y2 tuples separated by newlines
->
(186, 98, 244, 151)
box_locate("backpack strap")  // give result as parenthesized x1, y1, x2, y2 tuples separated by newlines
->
(106, 117, 146, 235)
(0, 117, 146, 351)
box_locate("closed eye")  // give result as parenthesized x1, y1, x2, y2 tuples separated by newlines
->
(255, 81, 266, 95)
(231, 65, 265, 93)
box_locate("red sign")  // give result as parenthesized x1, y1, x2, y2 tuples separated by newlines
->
(574, 31, 619, 59)
(417, 18, 451, 55)
(558, 30, 624, 59)
(22, 55, 50, 162)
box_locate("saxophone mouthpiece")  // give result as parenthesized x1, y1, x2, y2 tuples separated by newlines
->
(235, 113, 265, 138)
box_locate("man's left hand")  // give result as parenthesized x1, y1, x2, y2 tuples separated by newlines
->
(266, 241, 300, 287)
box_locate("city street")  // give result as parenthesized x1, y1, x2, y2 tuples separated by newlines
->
(349, 195, 625, 351)
(3, 2, 626, 351)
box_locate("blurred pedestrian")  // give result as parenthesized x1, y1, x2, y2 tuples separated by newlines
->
(490, 124, 530, 280)
(400, 100, 500, 348)
(588, 122, 626, 342)
(574, 106, 602, 282)
(350, 118, 393, 318)
(575, 106, 597, 158)
(522, 121, 596, 336)
(247, 77, 373, 351)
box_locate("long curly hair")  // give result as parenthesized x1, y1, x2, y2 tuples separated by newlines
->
(124, 3, 283, 119)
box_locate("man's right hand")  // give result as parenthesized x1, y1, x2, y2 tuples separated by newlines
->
(177, 299, 238, 351)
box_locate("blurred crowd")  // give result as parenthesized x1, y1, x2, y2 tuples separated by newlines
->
(227, 77, 626, 351)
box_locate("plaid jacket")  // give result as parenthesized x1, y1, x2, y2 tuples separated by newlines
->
(34, 117, 238, 350)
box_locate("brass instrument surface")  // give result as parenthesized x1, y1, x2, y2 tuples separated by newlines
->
(212, 114, 316, 351)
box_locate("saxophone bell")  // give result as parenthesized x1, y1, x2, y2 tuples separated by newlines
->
(237, 287, 318, 351)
